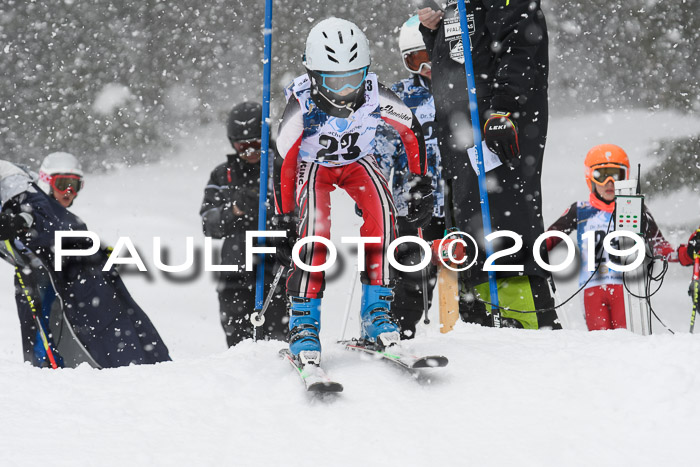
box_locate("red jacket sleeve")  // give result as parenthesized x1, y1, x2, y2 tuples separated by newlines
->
(275, 98, 304, 214)
(644, 208, 679, 262)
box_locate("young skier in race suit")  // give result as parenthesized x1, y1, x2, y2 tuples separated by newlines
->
(0, 159, 170, 367)
(200, 102, 287, 347)
(273, 18, 430, 365)
(546, 144, 684, 330)
(373, 15, 444, 339)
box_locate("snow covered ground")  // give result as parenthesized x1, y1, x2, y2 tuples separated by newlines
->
(1, 110, 699, 466)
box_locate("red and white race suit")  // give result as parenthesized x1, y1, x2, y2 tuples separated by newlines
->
(275, 73, 427, 298)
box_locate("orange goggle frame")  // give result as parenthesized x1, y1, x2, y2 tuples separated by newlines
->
(589, 164, 627, 186)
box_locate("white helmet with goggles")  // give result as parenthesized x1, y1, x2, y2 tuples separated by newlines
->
(303, 17, 371, 118)
(398, 15, 431, 75)
(38, 152, 85, 196)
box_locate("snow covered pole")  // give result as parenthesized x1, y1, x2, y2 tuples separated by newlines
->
(456, 0, 501, 327)
(254, 0, 274, 311)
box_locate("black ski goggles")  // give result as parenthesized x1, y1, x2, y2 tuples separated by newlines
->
(233, 139, 262, 154)
(51, 174, 84, 194)
(591, 165, 627, 186)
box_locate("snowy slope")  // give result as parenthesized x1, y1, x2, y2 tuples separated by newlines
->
(0, 111, 699, 467)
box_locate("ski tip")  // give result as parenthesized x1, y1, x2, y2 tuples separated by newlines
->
(411, 356, 449, 369)
(307, 381, 344, 393)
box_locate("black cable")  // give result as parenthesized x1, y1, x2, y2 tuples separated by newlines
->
(474, 213, 614, 315)
(621, 252, 675, 334)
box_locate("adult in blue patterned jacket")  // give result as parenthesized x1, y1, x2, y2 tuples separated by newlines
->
(374, 15, 445, 339)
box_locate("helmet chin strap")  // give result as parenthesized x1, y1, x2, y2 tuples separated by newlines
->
(321, 92, 357, 117)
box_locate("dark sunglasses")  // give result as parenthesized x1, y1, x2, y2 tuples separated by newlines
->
(234, 139, 262, 154)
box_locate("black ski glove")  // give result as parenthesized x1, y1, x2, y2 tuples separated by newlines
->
(230, 185, 259, 215)
(201, 208, 224, 239)
(483, 111, 520, 164)
(271, 213, 299, 267)
(0, 210, 33, 241)
(688, 230, 700, 257)
(405, 175, 434, 229)
(354, 203, 363, 217)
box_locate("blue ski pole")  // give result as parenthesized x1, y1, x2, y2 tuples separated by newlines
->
(456, 0, 501, 327)
(254, 0, 274, 312)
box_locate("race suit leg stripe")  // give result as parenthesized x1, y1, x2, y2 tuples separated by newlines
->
(351, 157, 397, 286)
(288, 162, 333, 299)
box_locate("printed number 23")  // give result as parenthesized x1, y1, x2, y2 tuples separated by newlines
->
(317, 133, 361, 162)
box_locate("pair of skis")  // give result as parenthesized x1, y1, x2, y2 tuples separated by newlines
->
(281, 341, 448, 393)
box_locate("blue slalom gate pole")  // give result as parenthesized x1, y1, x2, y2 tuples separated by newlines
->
(456, 0, 501, 327)
(254, 0, 274, 311)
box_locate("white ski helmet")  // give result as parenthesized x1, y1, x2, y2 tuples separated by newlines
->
(304, 17, 371, 72)
(399, 15, 425, 55)
(398, 15, 431, 74)
(38, 152, 84, 195)
(303, 17, 371, 117)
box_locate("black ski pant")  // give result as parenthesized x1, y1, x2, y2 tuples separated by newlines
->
(218, 261, 288, 347)
(392, 216, 445, 339)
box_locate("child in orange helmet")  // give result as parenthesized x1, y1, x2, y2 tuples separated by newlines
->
(546, 144, 685, 330)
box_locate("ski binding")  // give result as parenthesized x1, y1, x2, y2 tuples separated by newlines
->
(340, 339, 448, 370)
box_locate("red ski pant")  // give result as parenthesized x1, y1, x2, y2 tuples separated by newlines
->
(583, 284, 626, 330)
(287, 156, 397, 299)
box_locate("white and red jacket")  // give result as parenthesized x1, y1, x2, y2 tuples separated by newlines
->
(547, 193, 686, 289)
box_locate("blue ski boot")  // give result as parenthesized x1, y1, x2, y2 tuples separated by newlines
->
(288, 296, 322, 365)
(360, 285, 400, 348)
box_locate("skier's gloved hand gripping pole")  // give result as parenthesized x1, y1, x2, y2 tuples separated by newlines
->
(689, 228, 700, 333)
(251, 0, 274, 333)
(457, 0, 501, 327)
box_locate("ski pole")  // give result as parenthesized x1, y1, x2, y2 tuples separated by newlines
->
(254, 0, 274, 312)
(456, 0, 501, 327)
(418, 228, 431, 325)
(251, 264, 287, 329)
(690, 254, 700, 333)
(339, 267, 360, 342)
(4, 240, 59, 369)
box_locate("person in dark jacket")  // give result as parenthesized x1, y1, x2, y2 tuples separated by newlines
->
(0, 159, 171, 368)
(418, 1, 559, 329)
(200, 102, 287, 347)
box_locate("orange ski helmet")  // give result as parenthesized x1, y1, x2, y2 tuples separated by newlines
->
(584, 144, 630, 191)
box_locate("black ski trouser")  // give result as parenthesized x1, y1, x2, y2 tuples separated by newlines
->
(218, 262, 288, 347)
(392, 216, 445, 339)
